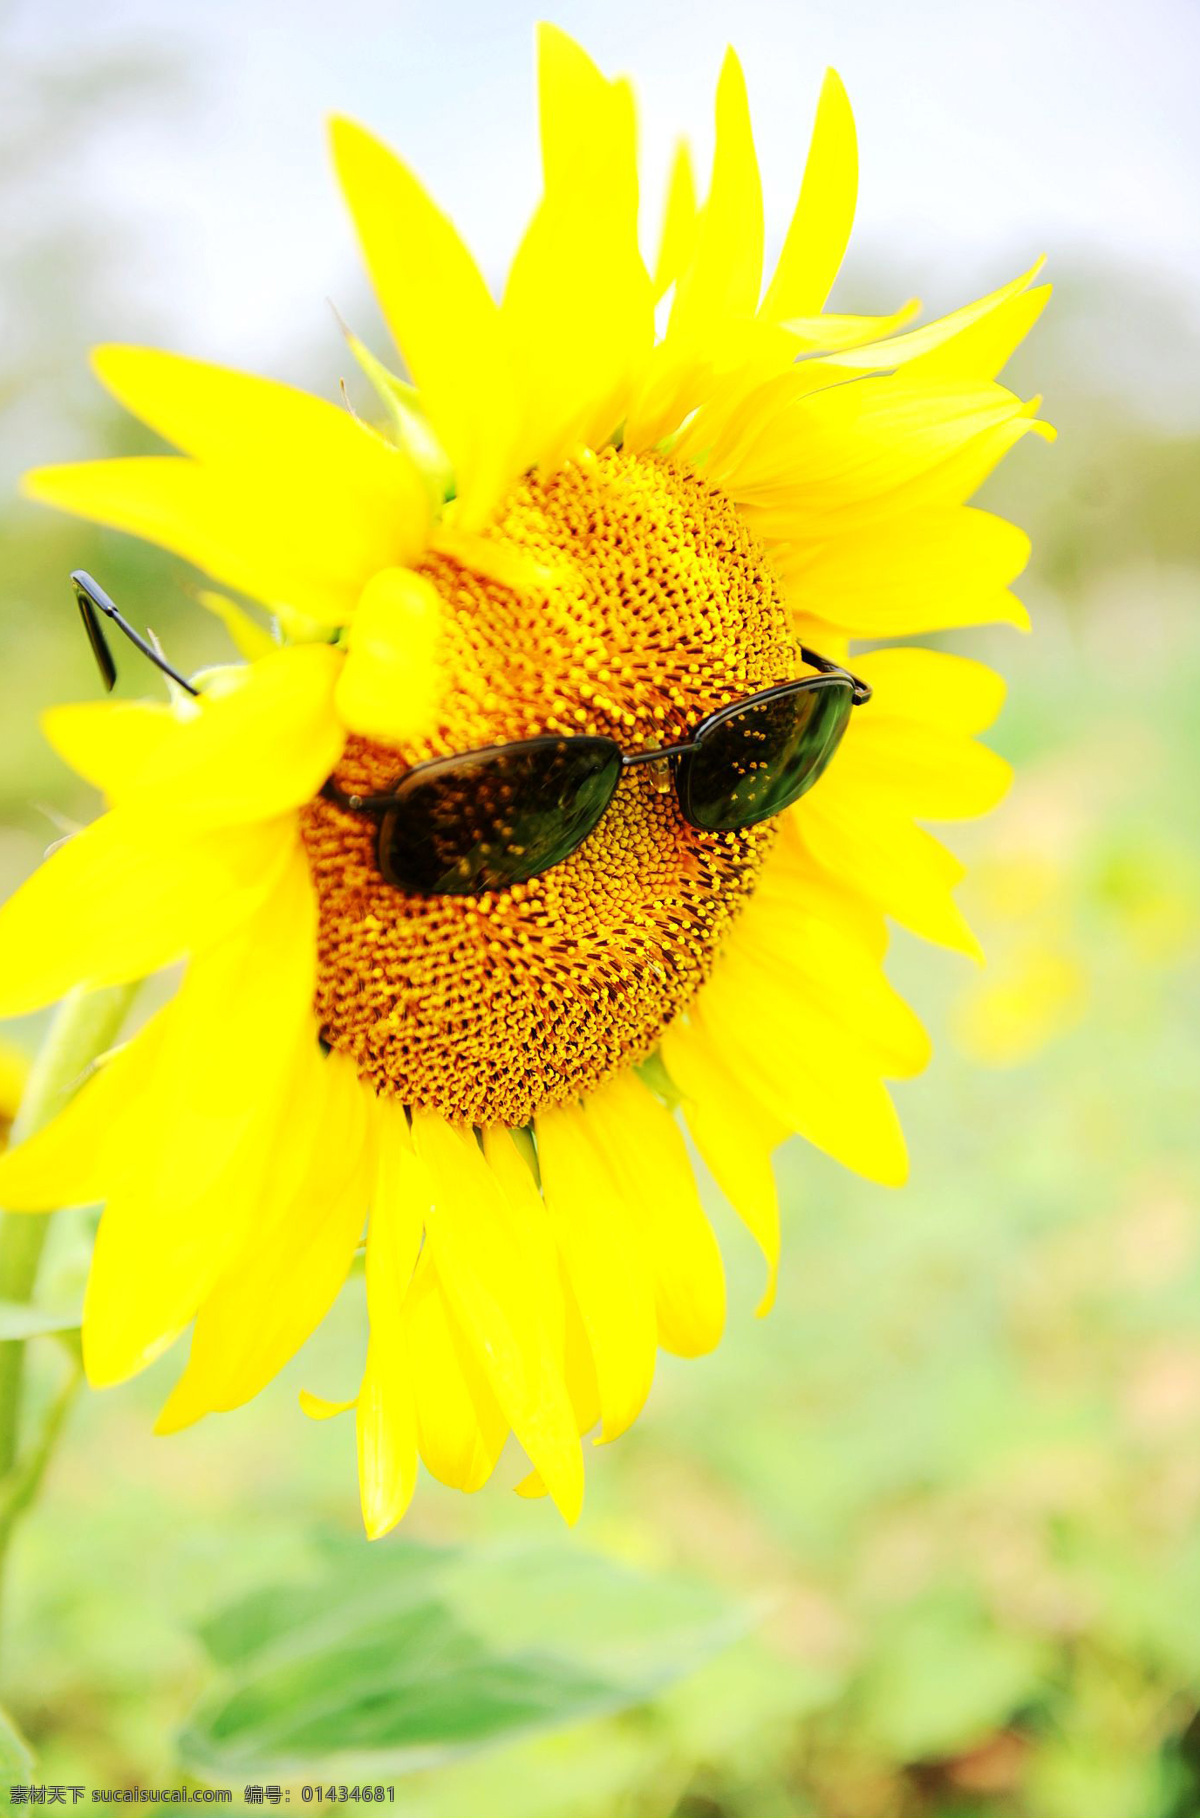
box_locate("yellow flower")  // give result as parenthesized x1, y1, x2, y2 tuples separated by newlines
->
(0, 28, 1050, 1535)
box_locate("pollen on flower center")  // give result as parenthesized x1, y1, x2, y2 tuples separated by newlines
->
(300, 448, 798, 1127)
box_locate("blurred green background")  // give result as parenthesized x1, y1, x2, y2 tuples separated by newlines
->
(2, 5, 1199, 1814)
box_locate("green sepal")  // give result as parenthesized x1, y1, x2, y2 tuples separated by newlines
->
(342, 326, 454, 510)
(636, 1049, 683, 1109)
(510, 1123, 541, 1188)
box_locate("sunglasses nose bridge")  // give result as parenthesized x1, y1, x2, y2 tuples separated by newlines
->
(639, 754, 675, 795)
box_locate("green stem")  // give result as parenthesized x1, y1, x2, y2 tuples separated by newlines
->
(0, 984, 135, 1482)
(0, 1356, 83, 1538)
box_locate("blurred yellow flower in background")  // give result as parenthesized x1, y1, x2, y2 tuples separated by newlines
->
(951, 754, 1200, 1069)
(950, 851, 1087, 1065)
(952, 938, 1089, 1068)
(0, 26, 1048, 1535)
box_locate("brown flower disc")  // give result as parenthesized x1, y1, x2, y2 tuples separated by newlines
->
(300, 448, 797, 1127)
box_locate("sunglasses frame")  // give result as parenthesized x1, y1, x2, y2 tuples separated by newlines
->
(64, 572, 872, 898)
(71, 570, 200, 698)
(322, 647, 871, 893)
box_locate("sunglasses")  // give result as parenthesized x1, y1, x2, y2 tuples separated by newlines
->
(323, 654, 870, 896)
(71, 570, 202, 700)
(69, 570, 870, 898)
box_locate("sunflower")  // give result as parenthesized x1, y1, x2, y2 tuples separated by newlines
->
(0, 27, 1050, 1534)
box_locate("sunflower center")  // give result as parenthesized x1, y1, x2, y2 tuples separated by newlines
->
(300, 448, 796, 1127)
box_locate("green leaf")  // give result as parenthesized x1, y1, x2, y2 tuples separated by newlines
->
(0, 1298, 81, 1340)
(340, 327, 453, 508)
(860, 1592, 1049, 1760)
(0, 1702, 33, 1780)
(178, 1536, 747, 1781)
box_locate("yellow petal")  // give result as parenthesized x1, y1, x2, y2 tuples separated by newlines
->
(480, 1125, 565, 1352)
(83, 846, 319, 1386)
(653, 138, 698, 302)
(195, 591, 278, 662)
(356, 1334, 418, 1539)
(672, 309, 914, 481)
(91, 343, 429, 567)
(536, 23, 618, 194)
(333, 568, 443, 745)
(622, 336, 718, 453)
(628, 54, 857, 458)
(41, 700, 179, 801)
(728, 888, 932, 1080)
(534, 1101, 657, 1443)
(0, 810, 294, 1017)
(669, 48, 763, 339)
(300, 1389, 356, 1420)
(825, 655, 1013, 826)
(759, 826, 889, 959)
(725, 377, 1041, 507)
(694, 970, 909, 1187)
(0, 1009, 165, 1212)
(584, 1073, 726, 1359)
(22, 456, 392, 626)
(44, 647, 342, 827)
(428, 523, 554, 598)
(413, 1113, 583, 1524)
(775, 302, 921, 353)
(831, 724, 1013, 822)
(357, 1103, 427, 1538)
(404, 1248, 509, 1492)
(154, 1047, 371, 1427)
(795, 797, 982, 959)
(760, 67, 856, 321)
(907, 284, 1051, 382)
(821, 261, 1047, 375)
(330, 116, 522, 529)
(504, 28, 652, 471)
(658, 1024, 782, 1316)
(122, 645, 341, 829)
(843, 402, 1053, 519)
(777, 506, 1031, 638)
(850, 647, 1007, 733)
(722, 932, 920, 1091)
(560, 1276, 603, 1438)
(827, 272, 1050, 384)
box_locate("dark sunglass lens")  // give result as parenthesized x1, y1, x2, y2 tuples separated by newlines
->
(681, 681, 854, 833)
(378, 736, 622, 896)
(74, 586, 117, 691)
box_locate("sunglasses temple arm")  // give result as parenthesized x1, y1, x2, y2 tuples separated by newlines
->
(319, 778, 397, 815)
(71, 570, 200, 699)
(798, 643, 872, 705)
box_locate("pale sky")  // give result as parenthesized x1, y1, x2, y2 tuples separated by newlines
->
(7, 0, 1199, 373)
